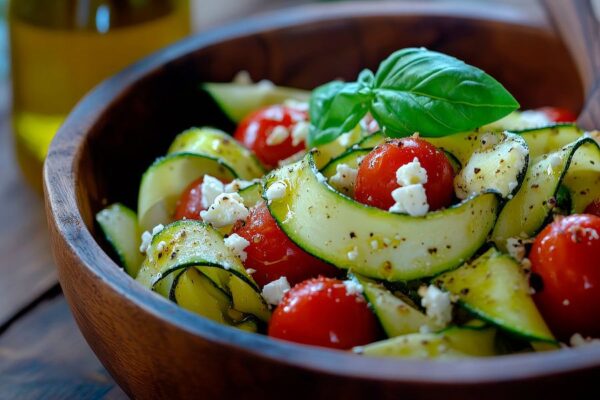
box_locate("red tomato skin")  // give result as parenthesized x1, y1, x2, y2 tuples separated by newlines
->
(584, 199, 600, 217)
(234, 105, 307, 169)
(537, 107, 577, 123)
(173, 177, 205, 221)
(268, 277, 380, 349)
(354, 137, 454, 211)
(530, 214, 600, 340)
(231, 203, 338, 288)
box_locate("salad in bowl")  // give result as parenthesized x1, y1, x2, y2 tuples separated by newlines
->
(95, 47, 600, 358)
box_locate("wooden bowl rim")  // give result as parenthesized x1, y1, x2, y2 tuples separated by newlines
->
(44, 2, 600, 385)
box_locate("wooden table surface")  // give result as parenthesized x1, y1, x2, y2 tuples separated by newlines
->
(0, 1, 544, 399)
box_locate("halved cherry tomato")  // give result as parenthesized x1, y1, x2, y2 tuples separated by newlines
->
(268, 277, 380, 349)
(173, 177, 206, 221)
(234, 105, 307, 168)
(536, 107, 577, 123)
(354, 137, 454, 211)
(231, 203, 338, 287)
(530, 214, 600, 340)
(584, 199, 600, 217)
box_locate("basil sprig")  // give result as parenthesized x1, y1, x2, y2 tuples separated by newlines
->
(308, 48, 519, 147)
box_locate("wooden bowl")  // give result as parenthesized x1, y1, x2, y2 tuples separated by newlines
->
(44, 3, 600, 398)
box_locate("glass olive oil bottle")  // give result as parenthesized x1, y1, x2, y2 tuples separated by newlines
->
(9, 0, 190, 190)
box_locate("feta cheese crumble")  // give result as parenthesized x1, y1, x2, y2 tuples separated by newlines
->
(480, 132, 500, 149)
(329, 163, 358, 195)
(266, 125, 289, 146)
(347, 246, 359, 261)
(395, 157, 428, 186)
(389, 184, 429, 216)
(570, 333, 600, 347)
(139, 224, 165, 254)
(343, 280, 363, 296)
(265, 180, 287, 202)
(224, 179, 255, 193)
(224, 233, 250, 262)
(200, 193, 249, 228)
(261, 276, 291, 306)
(291, 121, 309, 146)
(506, 237, 526, 261)
(419, 285, 453, 328)
(201, 175, 225, 209)
(156, 241, 167, 253)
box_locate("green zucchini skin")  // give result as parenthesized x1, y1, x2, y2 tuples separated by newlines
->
(96, 203, 144, 277)
(435, 248, 555, 343)
(355, 325, 498, 358)
(137, 152, 237, 232)
(266, 153, 501, 281)
(168, 127, 265, 179)
(515, 124, 582, 158)
(202, 82, 310, 123)
(135, 220, 270, 322)
(352, 274, 430, 338)
(238, 182, 264, 208)
(492, 137, 600, 249)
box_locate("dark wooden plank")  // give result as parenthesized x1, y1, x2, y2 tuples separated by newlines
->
(0, 81, 58, 327)
(0, 292, 123, 399)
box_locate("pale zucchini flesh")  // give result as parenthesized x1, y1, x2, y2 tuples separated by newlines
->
(355, 326, 498, 358)
(135, 220, 270, 321)
(137, 153, 237, 232)
(266, 153, 501, 281)
(203, 82, 310, 123)
(96, 203, 145, 277)
(168, 127, 265, 179)
(435, 248, 555, 343)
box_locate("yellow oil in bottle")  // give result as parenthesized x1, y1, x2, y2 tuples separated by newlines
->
(9, 0, 190, 191)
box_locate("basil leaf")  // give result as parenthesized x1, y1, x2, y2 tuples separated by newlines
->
(307, 70, 373, 147)
(371, 48, 519, 136)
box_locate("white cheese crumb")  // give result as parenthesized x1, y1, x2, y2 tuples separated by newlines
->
(506, 237, 526, 261)
(246, 268, 256, 275)
(265, 180, 287, 202)
(519, 110, 552, 128)
(329, 163, 358, 194)
(201, 175, 225, 209)
(139, 224, 165, 254)
(570, 333, 600, 347)
(261, 276, 291, 306)
(224, 233, 250, 262)
(266, 125, 289, 145)
(562, 299, 570, 306)
(480, 132, 500, 149)
(370, 240, 378, 250)
(347, 246, 359, 261)
(338, 131, 354, 147)
(419, 285, 453, 329)
(395, 157, 428, 186)
(283, 99, 309, 112)
(343, 280, 363, 296)
(232, 70, 252, 84)
(389, 184, 429, 216)
(200, 193, 249, 228)
(156, 241, 167, 253)
(291, 121, 309, 146)
(224, 179, 255, 193)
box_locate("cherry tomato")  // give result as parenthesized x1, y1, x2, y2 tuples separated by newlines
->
(234, 105, 307, 168)
(584, 199, 600, 217)
(354, 137, 454, 211)
(530, 214, 600, 340)
(173, 177, 205, 221)
(268, 277, 380, 349)
(536, 107, 577, 123)
(231, 203, 338, 287)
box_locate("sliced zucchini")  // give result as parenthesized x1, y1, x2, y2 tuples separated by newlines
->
(168, 127, 265, 179)
(352, 274, 429, 337)
(238, 182, 263, 208)
(451, 132, 528, 199)
(203, 82, 310, 123)
(266, 153, 500, 281)
(170, 267, 231, 324)
(516, 124, 582, 158)
(355, 326, 498, 359)
(561, 143, 600, 212)
(96, 203, 144, 277)
(320, 148, 370, 178)
(435, 248, 555, 343)
(137, 153, 237, 232)
(481, 110, 553, 131)
(312, 125, 365, 169)
(492, 137, 600, 248)
(135, 220, 270, 321)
